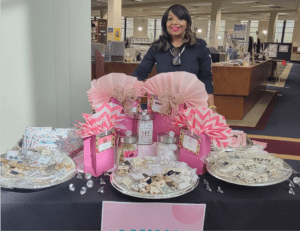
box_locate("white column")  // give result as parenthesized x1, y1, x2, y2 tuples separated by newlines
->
(292, 6, 300, 46)
(267, 11, 278, 42)
(209, 1, 222, 48)
(107, 0, 122, 41)
(1, 0, 91, 152)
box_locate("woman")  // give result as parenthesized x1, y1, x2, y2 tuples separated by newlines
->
(132, 4, 216, 111)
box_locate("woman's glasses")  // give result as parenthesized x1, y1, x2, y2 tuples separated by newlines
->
(170, 46, 186, 66)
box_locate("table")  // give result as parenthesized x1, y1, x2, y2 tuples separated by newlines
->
(2, 159, 300, 230)
(212, 60, 272, 120)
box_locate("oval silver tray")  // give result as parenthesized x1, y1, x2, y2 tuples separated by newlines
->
(111, 169, 199, 199)
(1, 151, 78, 190)
(206, 153, 293, 187)
(211, 137, 253, 152)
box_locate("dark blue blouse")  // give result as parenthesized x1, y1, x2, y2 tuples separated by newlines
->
(132, 38, 214, 94)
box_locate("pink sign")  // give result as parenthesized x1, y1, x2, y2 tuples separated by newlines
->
(101, 201, 206, 231)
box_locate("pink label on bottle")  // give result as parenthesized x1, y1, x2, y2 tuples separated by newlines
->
(124, 150, 138, 158)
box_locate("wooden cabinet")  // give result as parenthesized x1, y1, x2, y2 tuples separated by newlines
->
(212, 60, 272, 120)
(91, 19, 107, 44)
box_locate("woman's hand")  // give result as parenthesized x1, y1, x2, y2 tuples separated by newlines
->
(208, 94, 217, 113)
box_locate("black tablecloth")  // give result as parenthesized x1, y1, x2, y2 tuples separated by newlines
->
(2, 160, 300, 231)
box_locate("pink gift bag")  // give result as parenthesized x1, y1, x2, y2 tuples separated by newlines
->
(147, 94, 185, 142)
(83, 131, 116, 177)
(110, 97, 140, 134)
(178, 130, 211, 175)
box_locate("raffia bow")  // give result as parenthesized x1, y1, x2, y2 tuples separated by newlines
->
(158, 93, 185, 118)
(113, 85, 137, 117)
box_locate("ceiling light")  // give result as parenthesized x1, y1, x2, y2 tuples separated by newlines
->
(218, 36, 222, 39)
(262, 30, 267, 34)
(138, 27, 142, 31)
(251, 5, 275, 8)
(198, 29, 202, 33)
(232, 1, 261, 4)
(192, 3, 212, 7)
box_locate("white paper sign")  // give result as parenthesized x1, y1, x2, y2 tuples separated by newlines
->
(98, 142, 112, 152)
(152, 98, 162, 112)
(182, 135, 198, 153)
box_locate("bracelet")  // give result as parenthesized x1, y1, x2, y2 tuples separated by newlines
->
(209, 105, 217, 109)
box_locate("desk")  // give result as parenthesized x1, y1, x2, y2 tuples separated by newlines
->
(2, 159, 299, 230)
(212, 60, 272, 120)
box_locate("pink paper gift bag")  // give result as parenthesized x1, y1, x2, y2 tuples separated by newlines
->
(178, 130, 211, 175)
(83, 133, 115, 177)
(147, 94, 185, 142)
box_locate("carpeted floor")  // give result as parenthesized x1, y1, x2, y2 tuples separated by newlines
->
(267, 62, 293, 88)
(227, 90, 276, 128)
(238, 63, 300, 139)
(248, 134, 300, 157)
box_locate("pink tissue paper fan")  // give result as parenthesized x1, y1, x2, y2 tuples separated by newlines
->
(87, 73, 145, 109)
(142, 71, 209, 108)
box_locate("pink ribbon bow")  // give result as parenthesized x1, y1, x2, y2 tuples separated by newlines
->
(113, 85, 137, 117)
(158, 93, 185, 118)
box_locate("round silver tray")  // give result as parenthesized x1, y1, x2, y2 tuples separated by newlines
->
(206, 154, 293, 187)
(1, 151, 78, 190)
(211, 137, 253, 152)
(111, 168, 199, 199)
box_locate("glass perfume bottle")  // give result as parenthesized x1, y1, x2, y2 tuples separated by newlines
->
(134, 110, 155, 145)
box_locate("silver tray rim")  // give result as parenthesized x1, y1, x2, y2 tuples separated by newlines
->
(206, 155, 293, 187)
(1, 151, 78, 190)
(111, 165, 199, 199)
(111, 177, 199, 199)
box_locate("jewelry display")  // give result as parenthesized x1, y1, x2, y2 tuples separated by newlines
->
(206, 150, 293, 186)
(111, 157, 199, 199)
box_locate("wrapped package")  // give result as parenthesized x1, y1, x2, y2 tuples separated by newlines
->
(143, 71, 209, 142)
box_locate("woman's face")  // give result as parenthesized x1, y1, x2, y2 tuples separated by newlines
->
(166, 11, 187, 39)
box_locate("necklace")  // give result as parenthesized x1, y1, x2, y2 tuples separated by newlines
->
(170, 46, 185, 66)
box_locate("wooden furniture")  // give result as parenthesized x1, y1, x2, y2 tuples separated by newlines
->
(91, 19, 107, 44)
(212, 60, 272, 120)
(104, 62, 157, 78)
(95, 50, 105, 80)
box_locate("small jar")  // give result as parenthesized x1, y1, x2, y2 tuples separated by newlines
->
(134, 110, 155, 145)
(157, 131, 178, 161)
(117, 130, 138, 164)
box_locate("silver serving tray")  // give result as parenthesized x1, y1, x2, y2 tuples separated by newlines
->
(111, 177, 199, 199)
(111, 168, 199, 199)
(211, 137, 253, 152)
(206, 153, 293, 187)
(0, 151, 78, 190)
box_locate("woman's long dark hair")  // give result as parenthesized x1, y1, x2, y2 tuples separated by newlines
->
(152, 4, 197, 52)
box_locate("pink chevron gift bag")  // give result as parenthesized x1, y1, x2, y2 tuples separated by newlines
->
(110, 97, 140, 134)
(83, 132, 116, 177)
(178, 130, 211, 175)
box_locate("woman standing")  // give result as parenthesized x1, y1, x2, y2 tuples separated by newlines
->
(132, 4, 216, 111)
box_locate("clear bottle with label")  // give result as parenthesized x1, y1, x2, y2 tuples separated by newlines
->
(117, 130, 138, 164)
(156, 131, 178, 161)
(134, 110, 155, 145)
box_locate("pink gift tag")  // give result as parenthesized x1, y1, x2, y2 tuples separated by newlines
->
(179, 130, 211, 175)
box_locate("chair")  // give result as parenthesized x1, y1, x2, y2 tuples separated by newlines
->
(95, 50, 105, 79)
